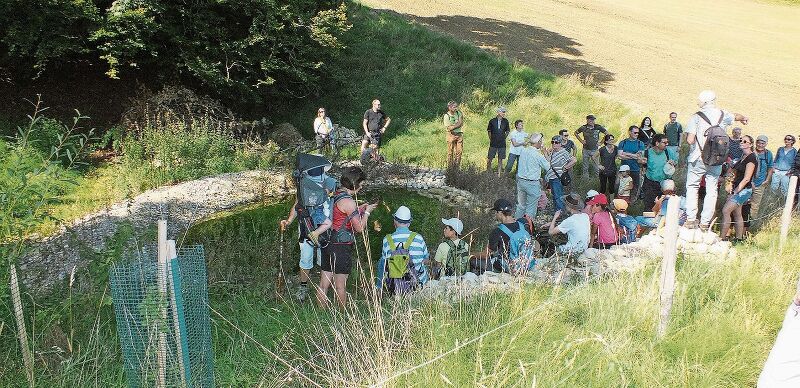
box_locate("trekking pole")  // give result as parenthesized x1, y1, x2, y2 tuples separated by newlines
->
(276, 224, 286, 298)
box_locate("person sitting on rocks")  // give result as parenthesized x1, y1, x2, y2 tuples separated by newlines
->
(611, 198, 638, 243)
(635, 179, 687, 231)
(474, 199, 521, 274)
(377, 205, 430, 294)
(548, 193, 591, 256)
(588, 194, 617, 249)
(583, 189, 599, 217)
(431, 217, 470, 279)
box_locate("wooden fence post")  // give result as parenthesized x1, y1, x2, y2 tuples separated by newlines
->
(157, 220, 168, 388)
(780, 176, 798, 248)
(658, 195, 681, 338)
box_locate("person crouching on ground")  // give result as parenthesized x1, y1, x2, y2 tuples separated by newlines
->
(720, 135, 757, 241)
(431, 218, 470, 279)
(378, 206, 430, 294)
(587, 194, 617, 249)
(317, 167, 376, 308)
(611, 198, 638, 243)
(635, 179, 687, 232)
(548, 194, 591, 256)
(616, 164, 633, 203)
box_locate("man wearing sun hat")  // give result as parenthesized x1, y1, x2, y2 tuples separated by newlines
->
(747, 135, 774, 220)
(431, 217, 471, 278)
(377, 205, 430, 290)
(574, 114, 608, 178)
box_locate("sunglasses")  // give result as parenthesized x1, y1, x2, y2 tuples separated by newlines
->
(631, 131, 639, 134)
(785, 138, 795, 142)
(740, 140, 751, 144)
(318, 110, 325, 113)
(552, 141, 561, 144)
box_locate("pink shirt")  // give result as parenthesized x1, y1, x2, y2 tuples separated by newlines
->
(592, 211, 617, 244)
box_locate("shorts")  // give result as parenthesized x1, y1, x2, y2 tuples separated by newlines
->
(321, 243, 353, 275)
(363, 131, 382, 147)
(488, 147, 506, 160)
(299, 240, 321, 270)
(729, 187, 753, 205)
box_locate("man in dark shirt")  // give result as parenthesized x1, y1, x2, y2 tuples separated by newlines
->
(487, 198, 519, 268)
(361, 99, 391, 162)
(487, 106, 510, 175)
(574, 114, 608, 178)
(559, 129, 577, 157)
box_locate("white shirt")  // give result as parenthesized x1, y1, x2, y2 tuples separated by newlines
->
(314, 117, 334, 135)
(557, 213, 591, 254)
(509, 130, 528, 155)
(685, 106, 734, 163)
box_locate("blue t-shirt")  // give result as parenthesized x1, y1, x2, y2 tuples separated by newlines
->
(618, 138, 646, 172)
(753, 150, 773, 187)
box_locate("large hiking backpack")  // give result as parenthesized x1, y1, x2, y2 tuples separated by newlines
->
(443, 239, 470, 276)
(384, 233, 421, 294)
(498, 222, 537, 274)
(696, 111, 729, 166)
(293, 153, 337, 244)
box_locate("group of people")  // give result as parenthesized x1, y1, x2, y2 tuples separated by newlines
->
(287, 90, 800, 307)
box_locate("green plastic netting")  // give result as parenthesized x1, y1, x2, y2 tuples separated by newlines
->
(110, 245, 214, 387)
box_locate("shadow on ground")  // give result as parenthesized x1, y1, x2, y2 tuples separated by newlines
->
(381, 11, 614, 91)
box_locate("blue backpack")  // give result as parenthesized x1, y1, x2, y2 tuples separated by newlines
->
(498, 222, 537, 274)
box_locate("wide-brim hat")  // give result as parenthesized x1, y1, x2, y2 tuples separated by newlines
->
(441, 218, 464, 235)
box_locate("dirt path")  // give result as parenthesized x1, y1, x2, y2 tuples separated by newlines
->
(361, 0, 799, 138)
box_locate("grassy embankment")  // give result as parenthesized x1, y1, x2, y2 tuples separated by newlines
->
(1, 3, 797, 387)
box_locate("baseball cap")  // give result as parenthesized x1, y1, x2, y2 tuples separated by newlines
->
(441, 218, 464, 235)
(661, 179, 676, 192)
(698, 90, 716, 103)
(551, 135, 563, 143)
(756, 135, 768, 143)
(491, 198, 513, 212)
(619, 164, 631, 172)
(586, 114, 596, 120)
(393, 206, 412, 223)
(497, 106, 507, 113)
(586, 189, 599, 198)
(612, 198, 629, 212)
(587, 194, 608, 206)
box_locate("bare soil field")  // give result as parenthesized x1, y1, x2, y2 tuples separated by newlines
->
(361, 0, 799, 138)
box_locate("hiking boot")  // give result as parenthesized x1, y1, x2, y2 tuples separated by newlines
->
(295, 285, 310, 301)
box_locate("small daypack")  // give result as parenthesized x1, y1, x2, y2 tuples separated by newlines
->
(384, 233, 420, 294)
(329, 192, 357, 244)
(497, 222, 537, 274)
(696, 111, 729, 166)
(443, 239, 469, 276)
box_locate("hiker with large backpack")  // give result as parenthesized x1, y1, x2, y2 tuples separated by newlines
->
(316, 166, 377, 308)
(279, 153, 338, 301)
(431, 218, 471, 279)
(684, 90, 749, 230)
(378, 206, 430, 295)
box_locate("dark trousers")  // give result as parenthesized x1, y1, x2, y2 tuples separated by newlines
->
(599, 173, 616, 195)
(630, 171, 641, 199)
(642, 177, 662, 212)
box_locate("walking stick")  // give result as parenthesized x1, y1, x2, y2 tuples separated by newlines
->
(276, 224, 286, 297)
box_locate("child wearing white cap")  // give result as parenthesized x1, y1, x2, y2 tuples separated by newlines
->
(616, 164, 633, 203)
(432, 218, 471, 278)
(378, 205, 430, 293)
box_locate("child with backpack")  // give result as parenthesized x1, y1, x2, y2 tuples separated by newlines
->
(431, 218, 471, 279)
(378, 206, 430, 295)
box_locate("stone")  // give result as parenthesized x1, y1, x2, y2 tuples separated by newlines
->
(583, 248, 599, 259)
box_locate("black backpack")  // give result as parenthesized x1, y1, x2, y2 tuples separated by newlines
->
(696, 111, 729, 166)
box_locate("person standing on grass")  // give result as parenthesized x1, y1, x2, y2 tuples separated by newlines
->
(316, 167, 376, 308)
(431, 218, 470, 278)
(487, 106, 510, 175)
(574, 114, 608, 178)
(548, 193, 591, 256)
(443, 101, 464, 169)
(313, 107, 335, 152)
(515, 133, 550, 219)
(594, 134, 618, 195)
(361, 99, 390, 162)
(747, 135, 773, 219)
(720, 135, 757, 241)
(641, 134, 678, 212)
(377, 206, 430, 293)
(616, 165, 633, 203)
(772, 135, 797, 194)
(663, 112, 683, 158)
(685, 90, 749, 230)
(544, 135, 577, 211)
(506, 119, 528, 174)
(559, 129, 577, 157)
(638, 116, 657, 146)
(617, 125, 647, 200)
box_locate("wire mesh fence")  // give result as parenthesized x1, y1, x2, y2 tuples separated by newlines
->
(110, 244, 214, 387)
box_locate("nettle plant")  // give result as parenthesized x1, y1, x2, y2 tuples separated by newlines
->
(0, 96, 96, 267)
